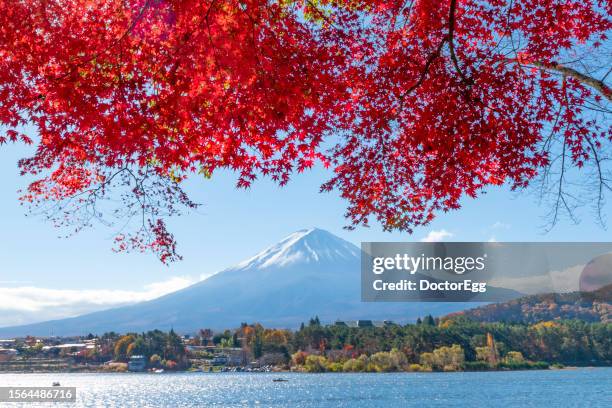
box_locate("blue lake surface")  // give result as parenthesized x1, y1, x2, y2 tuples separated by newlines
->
(1, 368, 611, 407)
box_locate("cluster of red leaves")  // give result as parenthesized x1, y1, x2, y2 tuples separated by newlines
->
(114, 219, 179, 264)
(0, 0, 610, 261)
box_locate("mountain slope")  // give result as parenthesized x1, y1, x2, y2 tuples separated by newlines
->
(0, 228, 495, 336)
(445, 284, 612, 324)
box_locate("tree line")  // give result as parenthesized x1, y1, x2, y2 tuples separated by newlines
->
(65, 316, 610, 372)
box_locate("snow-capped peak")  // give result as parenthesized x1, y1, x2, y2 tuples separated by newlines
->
(234, 228, 359, 270)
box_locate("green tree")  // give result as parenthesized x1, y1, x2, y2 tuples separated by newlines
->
(423, 315, 436, 326)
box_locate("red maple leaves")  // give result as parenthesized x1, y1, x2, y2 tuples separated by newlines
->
(1, 0, 610, 262)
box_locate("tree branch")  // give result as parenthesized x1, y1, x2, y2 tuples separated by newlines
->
(399, 36, 449, 101)
(448, 0, 471, 85)
(532, 61, 611, 101)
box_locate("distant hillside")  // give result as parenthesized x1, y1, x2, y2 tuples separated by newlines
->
(447, 284, 612, 324)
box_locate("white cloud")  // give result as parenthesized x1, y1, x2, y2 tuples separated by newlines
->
(0, 276, 196, 328)
(487, 236, 497, 242)
(420, 229, 454, 242)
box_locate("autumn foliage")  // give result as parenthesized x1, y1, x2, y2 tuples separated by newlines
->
(0, 0, 610, 261)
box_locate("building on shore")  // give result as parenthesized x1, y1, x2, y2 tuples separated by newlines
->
(334, 320, 396, 328)
(128, 355, 147, 372)
(0, 348, 17, 362)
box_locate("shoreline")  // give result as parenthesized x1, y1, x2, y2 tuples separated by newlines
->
(1, 365, 605, 374)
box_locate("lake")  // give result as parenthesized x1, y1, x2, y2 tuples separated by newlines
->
(1, 368, 610, 407)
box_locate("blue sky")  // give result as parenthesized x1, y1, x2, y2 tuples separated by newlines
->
(1, 140, 610, 326)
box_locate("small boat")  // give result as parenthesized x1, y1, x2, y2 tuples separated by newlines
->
(52, 382, 61, 387)
(153, 369, 164, 374)
(272, 378, 288, 382)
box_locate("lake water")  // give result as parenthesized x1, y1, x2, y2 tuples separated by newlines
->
(1, 368, 610, 407)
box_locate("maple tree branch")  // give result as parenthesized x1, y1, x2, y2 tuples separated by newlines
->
(399, 36, 448, 102)
(602, 66, 612, 83)
(584, 134, 612, 225)
(532, 62, 612, 101)
(447, 0, 471, 85)
(549, 136, 576, 229)
(305, 0, 342, 31)
(204, 0, 222, 71)
(115, 0, 151, 46)
(539, 78, 608, 231)
(397, 0, 473, 106)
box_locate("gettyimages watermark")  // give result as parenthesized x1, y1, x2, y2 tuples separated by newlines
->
(361, 242, 612, 302)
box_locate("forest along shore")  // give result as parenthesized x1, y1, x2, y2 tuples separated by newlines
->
(1, 315, 609, 373)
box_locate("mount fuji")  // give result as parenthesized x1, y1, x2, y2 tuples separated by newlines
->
(0, 228, 503, 336)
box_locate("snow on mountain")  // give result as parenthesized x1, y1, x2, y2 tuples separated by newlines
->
(234, 228, 359, 270)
